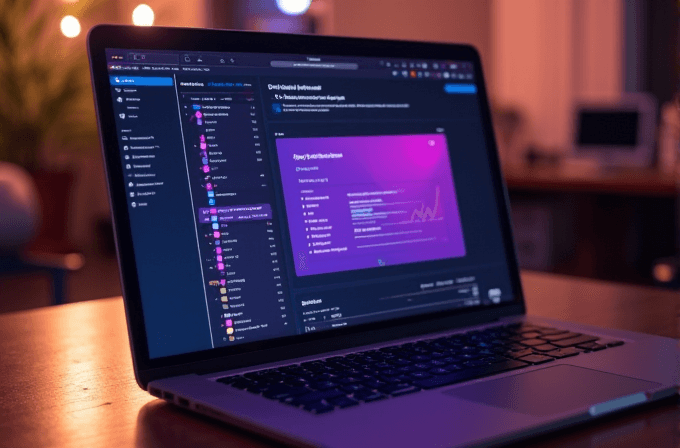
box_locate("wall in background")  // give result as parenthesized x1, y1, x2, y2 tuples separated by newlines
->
(492, 0, 624, 152)
(330, 0, 492, 83)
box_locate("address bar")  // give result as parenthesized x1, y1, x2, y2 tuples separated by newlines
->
(270, 61, 358, 70)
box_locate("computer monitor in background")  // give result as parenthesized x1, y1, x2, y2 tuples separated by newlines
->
(572, 94, 657, 168)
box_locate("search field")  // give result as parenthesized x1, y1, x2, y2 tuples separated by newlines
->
(270, 61, 358, 70)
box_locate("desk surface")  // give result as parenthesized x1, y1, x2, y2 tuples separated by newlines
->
(1, 272, 679, 448)
(504, 165, 677, 196)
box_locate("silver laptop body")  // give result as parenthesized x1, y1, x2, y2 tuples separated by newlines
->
(87, 25, 680, 448)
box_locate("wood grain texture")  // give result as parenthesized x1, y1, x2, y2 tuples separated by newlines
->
(0, 272, 679, 448)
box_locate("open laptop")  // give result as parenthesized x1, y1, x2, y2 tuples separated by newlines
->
(87, 25, 680, 447)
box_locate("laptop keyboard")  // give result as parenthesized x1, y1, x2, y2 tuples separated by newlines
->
(216, 323, 624, 414)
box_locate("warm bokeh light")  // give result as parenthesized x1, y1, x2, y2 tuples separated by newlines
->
(132, 4, 154, 26)
(653, 263, 675, 283)
(276, 0, 312, 16)
(60, 15, 81, 38)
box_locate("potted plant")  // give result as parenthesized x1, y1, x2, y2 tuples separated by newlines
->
(0, 0, 102, 253)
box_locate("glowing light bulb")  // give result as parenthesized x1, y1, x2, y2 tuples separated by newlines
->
(132, 4, 154, 26)
(276, 0, 312, 16)
(60, 15, 81, 38)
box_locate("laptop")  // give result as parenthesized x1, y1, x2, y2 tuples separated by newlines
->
(87, 25, 680, 447)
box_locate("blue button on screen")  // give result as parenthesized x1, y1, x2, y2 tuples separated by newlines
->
(109, 76, 174, 86)
(444, 84, 477, 94)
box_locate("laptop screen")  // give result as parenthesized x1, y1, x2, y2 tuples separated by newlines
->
(105, 49, 515, 359)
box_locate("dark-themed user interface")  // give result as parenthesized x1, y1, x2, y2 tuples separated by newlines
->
(106, 50, 515, 358)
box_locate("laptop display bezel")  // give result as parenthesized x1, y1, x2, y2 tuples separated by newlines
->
(87, 25, 526, 388)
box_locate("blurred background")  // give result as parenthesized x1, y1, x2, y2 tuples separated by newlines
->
(1, 0, 679, 313)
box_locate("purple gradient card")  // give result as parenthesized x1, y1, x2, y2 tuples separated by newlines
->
(276, 134, 466, 276)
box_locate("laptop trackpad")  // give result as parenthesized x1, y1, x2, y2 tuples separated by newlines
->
(445, 365, 661, 416)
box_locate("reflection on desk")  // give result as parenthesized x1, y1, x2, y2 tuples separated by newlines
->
(0, 271, 678, 448)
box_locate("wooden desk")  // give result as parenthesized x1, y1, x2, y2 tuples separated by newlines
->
(1, 272, 679, 448)
(504, 165, 678, 285)
(503, 165, 677, 197)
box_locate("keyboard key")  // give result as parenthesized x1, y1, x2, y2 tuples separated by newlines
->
(552, 334, 599, 348)
(309, 381, 338, 391)
(504, 348, 535, 359)
(429, 359, 448, 367)
(383, 385, 421, 397)
(389, 359, 412, 367)
(262, 385, 311, 399)
(410, 371, 432, 379)
(518, 354, 555, 364)
(379, 375, 404, 384)
(536, 327, 569, 336)
(341, 384, 368, 393)
(607, 340, 625, 347)
(293, 389, 345, 404)
(354, 390, 387, 402)
(463, 360, 489, 368)
(517, 331, 542, 339)
(364, 379, 388, 389)
(531, 344, 558, 352)
(519, 338, 547, 346)
(576, 342, 607, 351)
(378, 383, 414, 394)
(337, 377, 363, 385)
(545, 347, 581, 359)
(481, 355, 509, 364)
(412, 360, 529, 390)
(328, 396, 360, 408)
(540, 331, 580, 341)
(413, 363, 432, 371)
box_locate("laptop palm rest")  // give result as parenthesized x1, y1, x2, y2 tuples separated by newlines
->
(444, 365, 661, 416)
